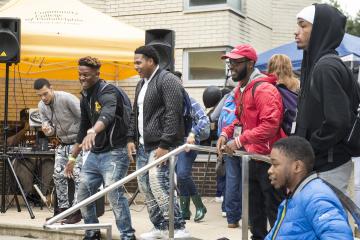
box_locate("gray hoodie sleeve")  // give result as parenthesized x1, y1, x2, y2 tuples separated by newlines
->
(38, 101, 55, 136)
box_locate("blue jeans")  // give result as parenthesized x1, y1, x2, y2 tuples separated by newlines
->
(225, 155, 242, 224)
(136, 144, 185, 230)
(77, 148, 135, 239)
(176, 150, 198, 196)
(217, 175, 227, 212)
(216, 175, 226, 197)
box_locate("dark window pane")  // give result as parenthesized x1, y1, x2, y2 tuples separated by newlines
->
(190, 0, 226, 7)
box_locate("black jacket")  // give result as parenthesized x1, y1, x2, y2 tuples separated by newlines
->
(295, 4, 356, 172)
(77, 80, 127, 153)
(127, 68, 185, 151)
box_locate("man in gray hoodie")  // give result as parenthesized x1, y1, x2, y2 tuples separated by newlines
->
(34, 78, 82, 224)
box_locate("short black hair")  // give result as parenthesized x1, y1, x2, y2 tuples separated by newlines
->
(78, 56, 101, 70)
(135, 45, 159, 65)
(34, 78, 51, 90)
(272, 136, 315, 173)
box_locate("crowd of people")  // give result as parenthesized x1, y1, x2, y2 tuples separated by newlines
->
(8, 3, 360, 240)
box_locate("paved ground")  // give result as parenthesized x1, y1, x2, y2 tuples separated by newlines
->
(1, 196, 359, 240)
(0, 197, 245, 240)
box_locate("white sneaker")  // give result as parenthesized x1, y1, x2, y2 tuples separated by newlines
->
(215, 196, 223, 203)
(222, 211, 227, 217)
(140, 228, 168, 240)
(174, 229, 191, 239)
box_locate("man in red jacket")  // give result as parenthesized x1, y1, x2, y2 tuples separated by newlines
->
(216, 44, 285, 240)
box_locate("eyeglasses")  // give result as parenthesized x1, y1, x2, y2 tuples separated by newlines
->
(226, 59, 248, 68)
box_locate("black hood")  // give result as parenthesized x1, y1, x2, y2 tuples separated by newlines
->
(300, 4, 346, 84)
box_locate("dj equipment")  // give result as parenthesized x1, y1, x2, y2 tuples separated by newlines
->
(0, 17, 34, 217)
(29, 108, 42, 128)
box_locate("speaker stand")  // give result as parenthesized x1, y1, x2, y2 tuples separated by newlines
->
(0, 63, 34, 218)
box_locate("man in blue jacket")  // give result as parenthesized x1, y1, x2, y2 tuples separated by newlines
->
(266, 136, 352, 240)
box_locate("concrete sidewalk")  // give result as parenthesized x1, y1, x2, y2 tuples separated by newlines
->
(1, 196, 359, 240)
(0, 197, 244, 240)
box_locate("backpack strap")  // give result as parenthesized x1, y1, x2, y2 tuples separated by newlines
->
(322, 179, 360, 228)
(154, 69, 172, 97)
(251, 81, 265, 98)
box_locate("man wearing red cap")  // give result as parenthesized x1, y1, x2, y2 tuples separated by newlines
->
(216, 44, 285, 239)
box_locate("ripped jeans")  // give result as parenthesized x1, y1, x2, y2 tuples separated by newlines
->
(77, 148, 135, 239)
(136, 144, 185, 230)
(54, 144, 82, 208)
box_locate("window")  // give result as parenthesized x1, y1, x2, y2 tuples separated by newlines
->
(190, 0, 226, 7)
(183, 48, 228, 85)
(186, 0, 242, 11)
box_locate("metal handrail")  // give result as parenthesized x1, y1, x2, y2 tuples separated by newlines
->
(43, 144, 270, 240)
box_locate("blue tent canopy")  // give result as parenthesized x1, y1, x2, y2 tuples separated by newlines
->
(255, 33, 360, 71)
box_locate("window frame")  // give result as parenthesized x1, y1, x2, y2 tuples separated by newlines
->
(184, 0, 243, 15)
(183, 47, 231, 87)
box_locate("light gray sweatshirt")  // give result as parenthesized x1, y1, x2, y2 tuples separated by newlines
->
(38, 91, 81, 144)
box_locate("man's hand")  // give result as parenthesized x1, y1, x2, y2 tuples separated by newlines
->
(41, 122, 53, 135)
(185, 133, 196, 152)
(127, 142, 136, 163)
(154, 147, 169, 166)
(216, 136, 227, 159)
(224, 140, 238, 156)
(82, 130, 96, 151)
(64, 160, 75, 178)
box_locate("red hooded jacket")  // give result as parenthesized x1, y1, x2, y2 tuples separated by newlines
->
(221, 74, 286, 155)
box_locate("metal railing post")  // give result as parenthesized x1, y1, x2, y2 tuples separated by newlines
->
(41, 144, 271, 240)
(168, 155, 176, 239)
(106, 226, 112, 240)
(241, 155, 250, 240)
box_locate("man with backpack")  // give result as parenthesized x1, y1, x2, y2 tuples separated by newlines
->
(67, 56, 135, 240)
(295, 4, 358, 193)
(127, 45, 190, 239)
(216, 44, 285, 239)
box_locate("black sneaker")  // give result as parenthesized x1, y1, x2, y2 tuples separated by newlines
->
(83, 231, 101, 240)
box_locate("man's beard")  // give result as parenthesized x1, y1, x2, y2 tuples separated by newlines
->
(233, 66, 247, 82)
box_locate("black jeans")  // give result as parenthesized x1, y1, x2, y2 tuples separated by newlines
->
(249, 161, 284, 240)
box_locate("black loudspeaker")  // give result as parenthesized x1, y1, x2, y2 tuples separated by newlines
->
(145, 29, 175, 72)
(0, 18, 21, 63)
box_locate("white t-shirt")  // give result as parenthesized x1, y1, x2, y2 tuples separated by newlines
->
(137, 65, 159, 145)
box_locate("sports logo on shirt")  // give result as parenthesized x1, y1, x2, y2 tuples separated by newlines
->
(95, 101, 102, 112)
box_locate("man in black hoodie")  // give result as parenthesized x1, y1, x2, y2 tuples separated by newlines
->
(295, 4, 357, 193)
(67, 56, 135, 240)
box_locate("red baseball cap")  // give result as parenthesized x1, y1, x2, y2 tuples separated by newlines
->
(221, 44, 258, 62)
